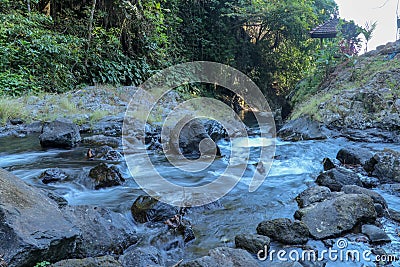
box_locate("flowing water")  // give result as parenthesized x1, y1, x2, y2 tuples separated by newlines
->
(1, 123, 400, 266)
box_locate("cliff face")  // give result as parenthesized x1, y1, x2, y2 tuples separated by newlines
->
(291, 40, 400, 136)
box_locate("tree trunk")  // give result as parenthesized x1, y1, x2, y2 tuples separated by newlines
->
(85, 0, 97, 66)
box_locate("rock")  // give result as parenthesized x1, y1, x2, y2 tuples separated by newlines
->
(39, 168, 68, 184)
(88, 163, 125, 189)
(0, 168, 79, 267)
(341, 185, 387, 209)
(277, 116, 328, 141)
(118, 246, 164, 267)
(181, 247, 259, 267)
(9, 118, 24, 125)
(316, 167, 362, 191)
(296, 186, 332, 208)
(87, 146, 123, 161)
(202, 119, 227, 141)
(361, 224, 391, 243)
(322, 158, 335, 171)
(388, 209, 400, 223)
(340, 128, 400, 144)
(51, 256, 122, 267)
(39, 119, 81, 148)
(269, 263, 303, 267)
(235, 234, 271, 254)
(91, 115, 123, 136)
(372, 149, 400, 183)
(299, 194, 377, 239)
(83, 135, 121, 148)
(256, 218, 310, 245)
(64, 205, 138, 257)
(131, 196, 179, 223)
(336, 147, 373, 166)
(170, 118, 220, 158)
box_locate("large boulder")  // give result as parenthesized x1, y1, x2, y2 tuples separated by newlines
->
(235, 234, 270, 254)
(0, 168, 138, 267)
(341, 185, 387, 209)
(277, 116, 328, 141)
(39, 119, 81, 148)
(181, 247, 259, 267)
(131, 196, 179, 223)
(336, 147, 373, 166)
(88, 163, 125, 189)
(316, 167, 363, 191)
(169, 118, 220, 158)
(0, 168, 79, 267)
(371, 149, 400, 183)
(298, 194, 377, 239)
(256, 218, 310, 245)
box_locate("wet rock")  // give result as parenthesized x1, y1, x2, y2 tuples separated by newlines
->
(39, 168, 69, 184)
(88, 163, 125, 189)
(51, 256, 122, 267)
(203, 119, 227, 141)
(299, 194, 377, 239)
(39, 119, 81, 148)
(372, 149, 400, 183)
(131, 196, 179, 223)
(0, 168, 79, 267)
(235, 234, 270, 254)
(336, 147, 373, 166)
(341, 185, 387, 209)
(339, 128, 400, 143)
(277, 116, 328, 141)
(181, 247, 259, 267)
(170, 118, 220, 158)
(322, 158, 335, 171)
(87, 146, 123, 161)
(65, 205, 138, 257)
(83, 135, 121, 148)
(296, 186, 332, 208)
(361, 224, 391, 243)
(46, 191, 68, 208)
(388, 209, 400, 223)
(91, 115, 123, 136)
(118, 246, 164, 267)
(316, 167, 362, 191)
(256, 218, 310, 245)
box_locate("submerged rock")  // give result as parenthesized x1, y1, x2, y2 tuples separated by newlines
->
(131, 196, 179, 223)
(88, 163, 125, 189)
(277, 116, 328, 141)
(39, 119, 81, 148)
(181, 247, 259, 267)
(299, 194, 377, 239)
(39, 168, 68, 184)
(316, 167, 362, 191)
(256, 218, 310, 245)
(235, 234, 270, 254)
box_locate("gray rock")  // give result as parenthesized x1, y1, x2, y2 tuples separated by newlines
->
(235, 234, 270, 254)
(0, 168, 79, 267)
(39, 119, 81, 148)
(296, 186, 332, 208)
(119, 246, 164, 267)
(388, 209, 400, 223)
(39, 168, 69, 184)
(372, 149, 400, 183)
(87, 146, 123, 161)
(336, 147, 373, 166)
(361, 224, 391, 243)
(88, 163, 125, 189)
(91, 115, 124, 137)
(83, 135, 121, 148)
(170, 118, 220, 158)
(51, 256, 122, 267)
(277, 116, 328, 141)
(181, 247, 259, 267)
(341, 185, 387, 209)
(131, 195, 179, 223)
(256, 218, 310, 245)
(299, 194, 377, 239)
(269, 263, 303, 267)
(203, 119, 227, 141)
(316, 167, 362, 191)
(323, 158, 336, 171)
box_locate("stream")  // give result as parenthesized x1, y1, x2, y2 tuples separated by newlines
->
(0, 119, 400, 266)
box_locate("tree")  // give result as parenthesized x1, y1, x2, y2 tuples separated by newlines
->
(361, 21, 377, 52)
